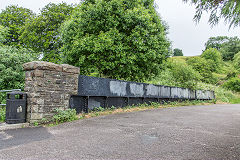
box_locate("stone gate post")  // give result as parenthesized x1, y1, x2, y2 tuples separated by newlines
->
(23, 61, 80, 123)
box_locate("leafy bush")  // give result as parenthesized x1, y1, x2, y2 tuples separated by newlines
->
(187, 57, 217, 84)
(61, 0, 170, 82)
(53, 108, 77, 124)
(148, 69, 176, 87)
(92, 106, 105, 112)
(225, 69, 238, 79)
(170, 62, 201, 89)
(0, 106, 5, 122)
(233, 52, 240, 71)
(0, 45, 37, 103)
(201, 48, 222, 72)
(223, 78, 240, 92)
(0, 25, 8, 45)
(196, 82, 237, 103)
(149, 60, 201, 89)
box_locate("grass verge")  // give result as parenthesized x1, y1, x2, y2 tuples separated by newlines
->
(0, 106, 6, 122)
(196, 82, 240, 103)
(44, 100, 216, 127)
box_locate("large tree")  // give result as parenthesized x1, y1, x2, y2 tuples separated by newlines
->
(205, 36, 229, 50)
(0, 5, 35, 46)
(61, 0, 170, 81)
(205, 36, 240, 61)
(220, 37, 240, 61)
(173, 48, 183, 56)
(20, 3, 75, 63)
(0, 25, 8, 45)
(183, 0, 240, 27)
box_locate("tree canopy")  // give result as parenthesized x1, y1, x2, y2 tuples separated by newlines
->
(0, 25, 8, 45)
(20, 3, 75, 63)
(0, 5, 35, 46)
(173, 48, 183, 56)
(205, 36, 240, 61)
(0, 46, 36, 88)
(183, 0, 240, 27)
(61, 0, 170, 81)
(220, 37, 240, 61)
(205, 36, 229, 50)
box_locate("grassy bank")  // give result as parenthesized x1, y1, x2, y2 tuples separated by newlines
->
(150, 56, 240, 104)
(42, 100, 215, 127)
(196, 82, 240, 103)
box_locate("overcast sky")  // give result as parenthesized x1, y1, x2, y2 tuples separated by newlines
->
(1, 0, 240, 56)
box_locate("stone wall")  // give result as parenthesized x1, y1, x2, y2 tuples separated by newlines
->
(23, 61, 80, 123)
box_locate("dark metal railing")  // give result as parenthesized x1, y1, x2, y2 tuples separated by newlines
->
(70, 75, 215, 113)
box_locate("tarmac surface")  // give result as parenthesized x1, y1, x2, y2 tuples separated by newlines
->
(0, 104, 240, 160)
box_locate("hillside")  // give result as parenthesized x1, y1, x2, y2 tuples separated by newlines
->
(149, 56, 240, 104)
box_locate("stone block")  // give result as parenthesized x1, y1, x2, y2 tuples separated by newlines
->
(31, 113, 43, 120)
(23, 61, 63, 72)
(62, 64, 80, 74)
(33, 70, 44, 77)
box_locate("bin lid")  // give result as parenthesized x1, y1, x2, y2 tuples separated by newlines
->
(7, 91, 26, 95)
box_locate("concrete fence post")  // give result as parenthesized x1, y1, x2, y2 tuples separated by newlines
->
(23, 61, 80, 123)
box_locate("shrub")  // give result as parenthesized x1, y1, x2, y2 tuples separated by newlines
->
(201, 48, 222, 72)
(225, 69, 238, 79)
(233, 52, 240, 71)
(170, 62, 201, 89)
(0, 25, 8, 45)
(149, 60, 201, 89)
(0, 106, 5, 122)
(61, 0, 170, 82)
(53, 108, 78, 124)
(187, 57, 216, 84)
(223, 78, 240, 92)
(196, 82, 237, 103)
(0, 45, 37, 103)
(148, 68, 176, 87)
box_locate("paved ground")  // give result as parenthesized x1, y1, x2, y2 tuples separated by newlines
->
(0, 104, 240, 160)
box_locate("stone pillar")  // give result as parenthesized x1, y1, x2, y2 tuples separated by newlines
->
(23, 61, 80, 123)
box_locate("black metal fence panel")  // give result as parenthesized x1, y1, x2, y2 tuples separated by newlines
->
(71, 75, 215, 113)
(78, 75, 201, 99)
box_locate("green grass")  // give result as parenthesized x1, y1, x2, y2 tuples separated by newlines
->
(196, 82, 239, 103)
(230, 97, 240, 104)
(76, 100, 215, 120)
(42, 100, 215, 127)
(167, 56, 240, 104)
(0, 106, 6, 122)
